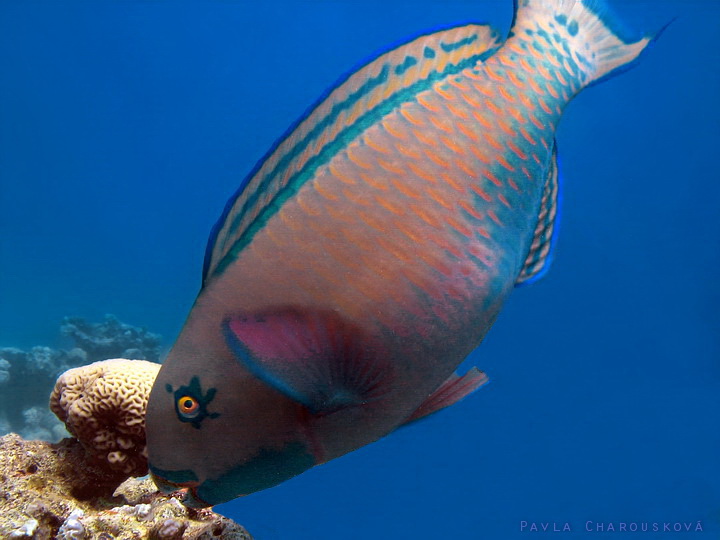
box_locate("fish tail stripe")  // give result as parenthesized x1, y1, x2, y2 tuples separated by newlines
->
(203, 23, 503, 282)
(510, 0, 656, 89)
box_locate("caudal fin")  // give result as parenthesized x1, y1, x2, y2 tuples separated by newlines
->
(512, 0, 664, 87)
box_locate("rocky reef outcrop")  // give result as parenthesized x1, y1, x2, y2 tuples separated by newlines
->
(0, 432, 252, 539)
(0, 316, 162, 442)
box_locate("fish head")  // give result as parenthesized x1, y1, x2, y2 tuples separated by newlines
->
(146, 306, 398, 506)
(145, 330, 317, 507)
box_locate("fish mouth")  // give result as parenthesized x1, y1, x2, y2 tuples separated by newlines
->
(149, 464, 198, 492)
(181, 487, 216, 508)
(148, 463, 220, 508)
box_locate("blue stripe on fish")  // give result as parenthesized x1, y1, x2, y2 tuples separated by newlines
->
(203, 23, 502, 284)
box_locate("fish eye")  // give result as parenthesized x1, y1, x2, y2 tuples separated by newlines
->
(168, 376, 221, 428)
(177, 395, 200, 417)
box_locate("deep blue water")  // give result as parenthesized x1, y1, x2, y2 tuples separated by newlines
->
(1, 1, 718, 539)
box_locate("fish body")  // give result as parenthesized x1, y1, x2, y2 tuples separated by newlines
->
(146, 0, 656, 507)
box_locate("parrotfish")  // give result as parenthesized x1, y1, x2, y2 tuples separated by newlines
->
(146, 0, 659, 507)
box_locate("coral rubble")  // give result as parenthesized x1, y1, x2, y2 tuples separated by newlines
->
(0, 434, 253, 539)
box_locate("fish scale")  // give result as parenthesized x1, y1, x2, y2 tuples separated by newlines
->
(146, 0, 659, 507)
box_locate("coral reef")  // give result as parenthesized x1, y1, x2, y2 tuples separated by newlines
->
(50, 359, 162, 477)
(0, 434, 253, 539)
(60, 315, 162, 363)
(0, 316, 162, 442)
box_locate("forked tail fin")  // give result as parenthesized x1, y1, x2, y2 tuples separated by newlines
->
(511, 0, 666, 87)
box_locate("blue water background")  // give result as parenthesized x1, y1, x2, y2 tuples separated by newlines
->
(1, 1, 718, 538)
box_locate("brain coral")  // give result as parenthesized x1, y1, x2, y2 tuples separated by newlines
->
(49, 358, 160, 477)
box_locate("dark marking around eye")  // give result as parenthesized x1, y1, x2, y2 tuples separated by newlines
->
(168, 376, 220, 429)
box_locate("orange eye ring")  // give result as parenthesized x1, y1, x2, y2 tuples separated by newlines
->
(177, 395, 200, 417)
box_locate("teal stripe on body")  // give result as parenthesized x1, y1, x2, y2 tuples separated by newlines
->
(212, 46, 499, 279)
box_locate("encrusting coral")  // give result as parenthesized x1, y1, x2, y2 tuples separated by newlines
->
(50, 359, 161, 477)
(0, 433, 253, 539)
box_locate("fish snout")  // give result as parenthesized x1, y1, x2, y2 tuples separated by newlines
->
(149, 470, 181, 494)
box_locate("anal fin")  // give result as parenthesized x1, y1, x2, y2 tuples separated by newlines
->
(402, 367, 488, 426)
(516, 139, 561, 286)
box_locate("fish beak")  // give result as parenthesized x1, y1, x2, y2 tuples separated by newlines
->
(150, 472, 180, 494)
(182, 486, 216, 508)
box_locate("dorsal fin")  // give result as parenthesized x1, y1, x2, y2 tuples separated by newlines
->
(203, 23, 502, 286)
(516, 140, 561, 286)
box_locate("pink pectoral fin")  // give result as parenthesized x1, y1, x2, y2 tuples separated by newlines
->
(402, 367, 489, 426)
(223, 308, 393, 415)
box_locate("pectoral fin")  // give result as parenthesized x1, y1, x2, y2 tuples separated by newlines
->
(223, 308, 393, 415)
(402, 367, 488, 426)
